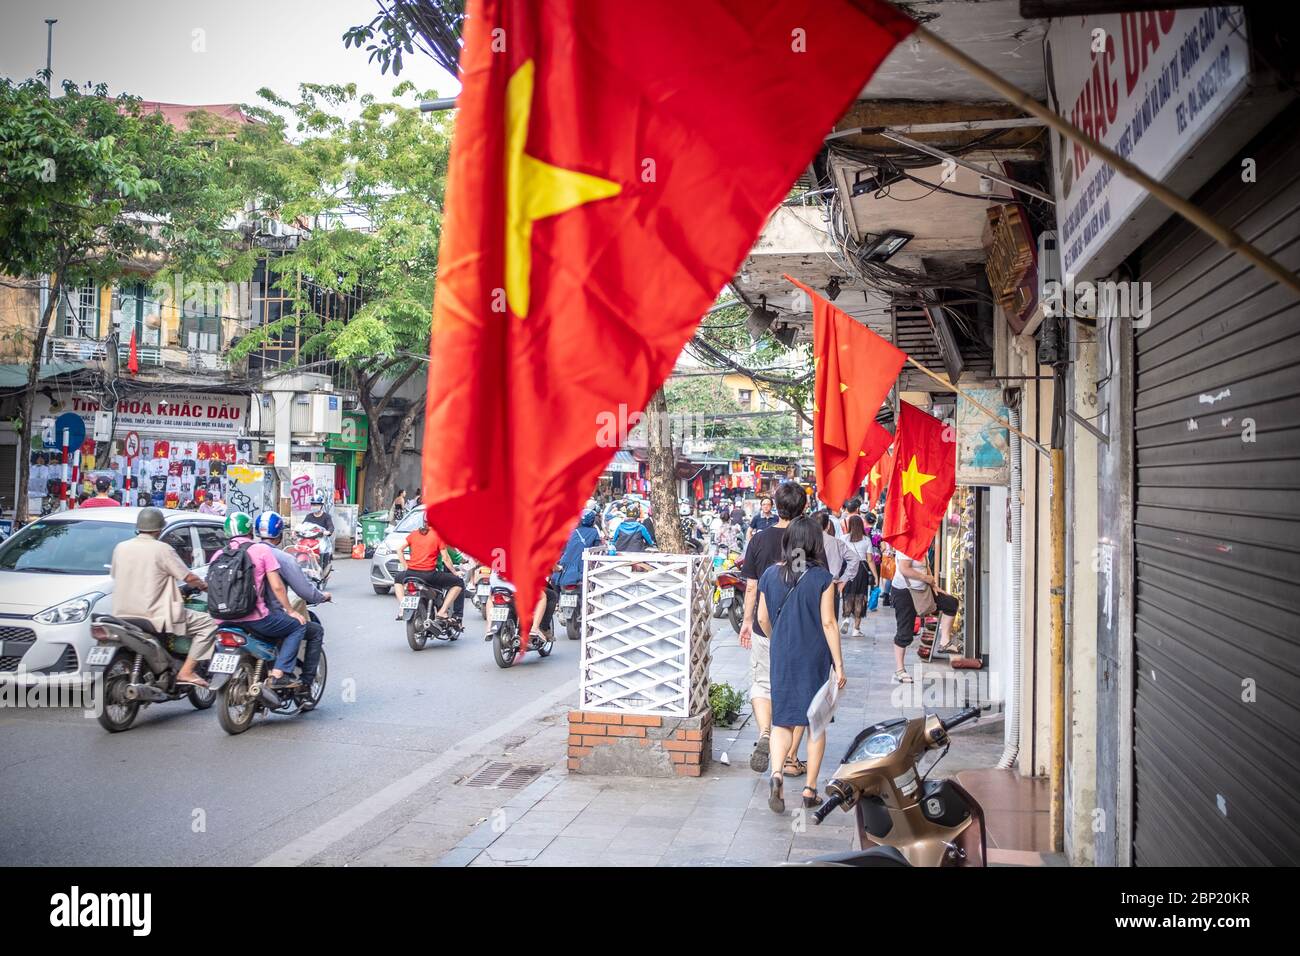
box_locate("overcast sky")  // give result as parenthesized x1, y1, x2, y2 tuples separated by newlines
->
(0, 0, 459, 111)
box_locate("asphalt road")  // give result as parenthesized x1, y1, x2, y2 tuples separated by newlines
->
(0, 559, 577, 866)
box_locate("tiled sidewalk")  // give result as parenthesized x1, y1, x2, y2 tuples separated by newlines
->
(439, 604, 1009, 866)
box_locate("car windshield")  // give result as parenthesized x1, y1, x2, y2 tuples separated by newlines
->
(395, 510, 425, 533)
(0, 519, 135, 575)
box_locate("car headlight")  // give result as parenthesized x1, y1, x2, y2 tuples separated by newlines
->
(34, 593, 103, 625)
(374, 543, 392, 557)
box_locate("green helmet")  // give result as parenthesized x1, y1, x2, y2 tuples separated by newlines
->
(224, 511, 253, 537)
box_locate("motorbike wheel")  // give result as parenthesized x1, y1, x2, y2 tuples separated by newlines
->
(728, 598, 743, 634)
(302, 649, 327, 711)
(373, 584, 392, 595)
(97, 656, 140, 733)
(187, 682, 216, 710)
(406, 601, 430, 651)
(566, 613, 581, 641)
(493, 621, 519, 669)
(217, 660, 259, 735)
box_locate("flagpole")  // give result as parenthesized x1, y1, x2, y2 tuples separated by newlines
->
(914, 25, 1300, 300)
(905, 356, 1050, 458)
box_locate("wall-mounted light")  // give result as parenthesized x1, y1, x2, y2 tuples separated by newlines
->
(860, 230, 913, 263)
(826, 276, 842, 301)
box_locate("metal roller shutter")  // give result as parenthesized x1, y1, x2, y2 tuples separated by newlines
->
(0, 442, 15, 517)
(1131, 114, 1300, 866)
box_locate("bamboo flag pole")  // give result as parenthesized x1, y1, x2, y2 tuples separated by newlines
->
(905, 355, 1050, 458)
(915, 25, 1300, 300)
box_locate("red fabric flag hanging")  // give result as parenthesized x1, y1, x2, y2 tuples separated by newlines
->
(127, 328, 139, 376)
(866, 444, 894, 510)
(787, 275, 905, 511)
(882, 401, 956, 560)
(422, 0, 916, 622)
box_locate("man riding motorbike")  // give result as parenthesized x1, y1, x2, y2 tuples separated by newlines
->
(254, 512, 332, 687)
(394, 506, 464, 625)
(108, 507, 218, 687)
(611, 502, 655, 552)
(554, 509, 603, 589)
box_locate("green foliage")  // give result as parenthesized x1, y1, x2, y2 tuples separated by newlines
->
(218, 83, 451, 380)
(0, 78, 245, 286)
(709, 681, 747, 727)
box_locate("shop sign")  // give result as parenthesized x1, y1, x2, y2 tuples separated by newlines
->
(62, 392, 247, 436)
(955, 388, 1010, 487)
(326, 410, 369, 452)
(1047, 7, 1249, 277)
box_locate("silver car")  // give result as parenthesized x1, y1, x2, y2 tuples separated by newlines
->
(0, 508, 226, 687)
(368, 509, 425, 594)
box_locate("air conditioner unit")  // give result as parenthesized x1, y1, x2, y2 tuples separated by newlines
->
(310, 392, 342, 435)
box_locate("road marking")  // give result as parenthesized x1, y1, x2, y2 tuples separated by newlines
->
(254, 677, 578, 867)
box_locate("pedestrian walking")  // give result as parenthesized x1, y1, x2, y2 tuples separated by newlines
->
(840, 514, 875, 635)
(739, 480, 807, 777)
(756, 515, 846, 812)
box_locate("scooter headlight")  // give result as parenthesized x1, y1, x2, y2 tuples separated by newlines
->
(848, 726, 906, 761)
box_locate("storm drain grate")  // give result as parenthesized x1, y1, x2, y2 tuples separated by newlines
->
(462, 761, 546, 790)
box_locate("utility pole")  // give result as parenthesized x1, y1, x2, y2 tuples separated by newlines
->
(44, 19, 57, 92)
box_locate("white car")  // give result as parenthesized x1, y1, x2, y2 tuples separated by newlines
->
(368, 508, 425, 594)
(0, 508, 226, 687)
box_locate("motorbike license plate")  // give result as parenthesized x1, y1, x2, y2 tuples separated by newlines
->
(718, 593, 733, 608)
(560, 594, 578, 607)
(209, 653, 241, 675)
(401, 595, 420, 610)
(490, 606, 509, 623)
(476, 584, 490, 598)
(86, 644, 116, 667)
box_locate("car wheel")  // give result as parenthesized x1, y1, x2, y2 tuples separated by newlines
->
(373, 584, 392, 595)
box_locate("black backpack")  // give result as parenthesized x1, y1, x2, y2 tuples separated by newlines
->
(207, 541, 260, 619)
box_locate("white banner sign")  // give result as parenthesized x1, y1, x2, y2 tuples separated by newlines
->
(1048, 7, 1249, 277)
(65, 392, 247, 436)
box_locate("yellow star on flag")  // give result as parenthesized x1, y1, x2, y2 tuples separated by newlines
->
(868, 462, 881, 484)
(899, 454, 936, 502)
(505, 60, 621, 317)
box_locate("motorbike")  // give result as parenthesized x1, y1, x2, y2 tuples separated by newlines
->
(710, 555, 744, 634)
(401, 577, 465, 650)
(87, 586, 216, 733)
(206, 611, 328, 735)
(469, 564, 492, 620)
(555, 581, 582, 640)
(487, 584, 554, 668)
(289, 523, 332, 587)
(800, 706, 987, 867)
(680, 516, 706, 554)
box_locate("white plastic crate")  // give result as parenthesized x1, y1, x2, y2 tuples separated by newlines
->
(579, 551, 711, 717)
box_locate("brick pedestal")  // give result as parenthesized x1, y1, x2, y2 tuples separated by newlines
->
(567, 709, 712, 778)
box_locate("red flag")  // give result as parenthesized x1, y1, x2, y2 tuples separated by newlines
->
(787, 276, 905, 511)
(422, 0, 915, 619)
(127, 328, 139, 376)
(882, 401, 956, 560)
(866, 444, 894, 510)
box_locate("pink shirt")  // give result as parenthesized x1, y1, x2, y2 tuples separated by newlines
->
(222, 536, 280, 621)
(79, 496, 121, 508)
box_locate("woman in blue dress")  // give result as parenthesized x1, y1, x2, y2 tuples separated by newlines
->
(756, 516, 848, 812)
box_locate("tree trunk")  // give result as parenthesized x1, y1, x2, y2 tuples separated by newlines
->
(15, 283, 61, 525)
(646, 386, 685, 552)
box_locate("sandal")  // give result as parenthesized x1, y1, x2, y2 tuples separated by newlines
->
(782, 756, 807, 777)
(891, 669, 913, 684)
(936, 642, 960, 654)
(768, 774, 785, 813)
(750, 733, 771, 773)
(802, 787, 823, 808)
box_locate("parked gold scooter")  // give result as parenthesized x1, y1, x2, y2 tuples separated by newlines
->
(802, 706, 987, 867)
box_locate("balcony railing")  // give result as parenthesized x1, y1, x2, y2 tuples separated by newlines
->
(42, 336, 233, 373)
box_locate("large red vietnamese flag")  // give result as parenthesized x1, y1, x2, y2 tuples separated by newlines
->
(422, 0, 916, 621)
(882, 401, 956, 560)
(787, 276, 905, 511)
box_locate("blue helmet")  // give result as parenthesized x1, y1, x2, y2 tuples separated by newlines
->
(254, 512, 284, 540)
(580, 509, 597, 527)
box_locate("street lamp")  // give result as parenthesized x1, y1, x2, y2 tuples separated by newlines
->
(44, 19, 57, 92)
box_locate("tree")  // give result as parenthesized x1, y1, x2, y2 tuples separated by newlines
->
(220, 83, 451, 509)
(0, 78, 243, 523)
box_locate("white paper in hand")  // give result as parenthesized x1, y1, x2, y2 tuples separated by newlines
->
(806, 667, 840, 741)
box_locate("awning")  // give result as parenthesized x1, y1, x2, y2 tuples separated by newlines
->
(604, 450, 639, 474)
